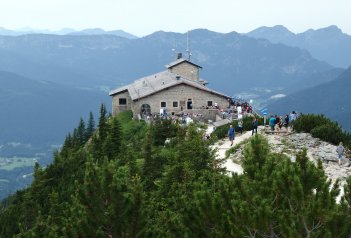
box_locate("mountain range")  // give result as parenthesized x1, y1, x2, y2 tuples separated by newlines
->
(0, 70, 109, 154)
(268, 66, 351, 131)
(247, 25, 351, 68)
(0, 27, 138, 39)
(0, 25, 350, 200)
(0, 29, 334, 94)
(0, 27, 349, 150)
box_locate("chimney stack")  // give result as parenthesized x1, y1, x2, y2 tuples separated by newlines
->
(177, 52, 182, 59)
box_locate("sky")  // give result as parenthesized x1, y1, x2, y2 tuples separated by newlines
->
(0, 0, 350, 36)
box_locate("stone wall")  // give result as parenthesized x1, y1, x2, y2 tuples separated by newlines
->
(181, 109, 218, 121)
(130, 84, 229, 117)
(169, 62, 199, 81)
(111, 90, 132, 116)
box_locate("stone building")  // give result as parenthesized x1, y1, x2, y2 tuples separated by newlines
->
(109, 56, 230, 119)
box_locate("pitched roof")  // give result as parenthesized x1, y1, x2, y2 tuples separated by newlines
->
(109, 70, 230, 100)
(166, 58, 202, 69)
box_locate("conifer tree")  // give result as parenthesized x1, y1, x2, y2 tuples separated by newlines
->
(98, 104, 109, 141)
(103, 117, 122, 160)
(85, 111, 95, 140)
(76, 117, 86, 146)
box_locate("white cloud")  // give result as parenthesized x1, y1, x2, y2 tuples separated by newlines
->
(269, 94, 286, 99)
(7, 142, 32, 148)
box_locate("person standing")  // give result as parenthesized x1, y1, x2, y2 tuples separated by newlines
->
(336, 142, 345, 165)
(228, 125, 235, 146)
(275, 115, 280, 131)
(290, 111, 297, 122)
(238, 120, 243, 134)
(252, 118, 258, 135)
(284, 114, 289, 130)
(269, 115, 276, 131)
(278, 116, 283, 130)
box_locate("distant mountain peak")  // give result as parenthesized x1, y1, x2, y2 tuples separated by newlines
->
(319, 25, 343, 34)
(249, 25, 293, 34)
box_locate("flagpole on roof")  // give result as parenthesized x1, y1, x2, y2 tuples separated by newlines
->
(186, 30, 191, 61)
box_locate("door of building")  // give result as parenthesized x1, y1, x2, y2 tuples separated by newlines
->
(187, 99, 192, 109)
(140, 104, 151, 116)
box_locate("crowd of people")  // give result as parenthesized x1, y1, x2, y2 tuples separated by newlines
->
(268, 111, 299, 131)
(230, 99, 253, 114)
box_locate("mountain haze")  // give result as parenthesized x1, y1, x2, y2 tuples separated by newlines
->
(268, 66, 351, 131)
(247, 25, 351, 68)
(0, 70, 109, 148)
(0, 29, 333, 96)
(0, 27, 138, 39)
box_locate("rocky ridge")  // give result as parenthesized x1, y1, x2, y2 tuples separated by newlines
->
(223, 128, 351, 187)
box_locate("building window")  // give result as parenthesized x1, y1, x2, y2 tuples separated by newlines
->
(119, 98, 127, 105)
(161, 101, 166, 108)
(207, 101, 213, 107)
(173, 101, 178, 107)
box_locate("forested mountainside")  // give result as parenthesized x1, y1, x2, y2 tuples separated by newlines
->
(1, 108, 350, 237)
(247, 25, 351, 68)
(0, 27, 348, 202)
(268, 65, 351, 132)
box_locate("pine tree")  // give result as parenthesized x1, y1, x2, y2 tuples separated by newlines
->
(76, 117, 86, 146)
(98, 104, 109, 142)
(85, 111, 95, 140)
(103, 117, 122, 160)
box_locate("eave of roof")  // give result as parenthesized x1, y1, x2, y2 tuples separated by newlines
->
(109, 70, 229, 100)
(137, 80, 230, 101)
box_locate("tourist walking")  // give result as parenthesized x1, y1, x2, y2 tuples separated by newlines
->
(237, 120, 243, 134)
(336, 142, 345, 165)
(228, 125, 235, 146)
(252, 118, 258, 135)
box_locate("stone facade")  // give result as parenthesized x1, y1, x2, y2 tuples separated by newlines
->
(125, 84, 229, 116)
(169, 63, 199, 81)
(110, 58, 231, 119)
(111, 90, 132, 115)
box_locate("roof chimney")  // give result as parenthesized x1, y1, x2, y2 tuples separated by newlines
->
(177, 52, 182, 59)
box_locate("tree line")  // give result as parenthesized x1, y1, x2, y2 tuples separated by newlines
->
(0, 106, 350, 237)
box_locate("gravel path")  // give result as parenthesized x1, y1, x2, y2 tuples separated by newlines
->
(211, 126, 263, 175)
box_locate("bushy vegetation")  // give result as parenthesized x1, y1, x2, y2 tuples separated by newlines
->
(293, 114, 351, 148)
(1, 108, 351, 237)
(212, 115, 263, 139)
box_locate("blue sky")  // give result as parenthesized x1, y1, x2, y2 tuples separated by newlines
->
(0, 0, 350, 36)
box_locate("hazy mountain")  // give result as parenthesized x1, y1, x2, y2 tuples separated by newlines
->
(268, 66, 351, 131)
(68, 28, 138, 39)
(0, 27, 137, 39)
(0, 29, 333, 97)
(247, 25, 351, 68)
(0, 27, 22, 36)
(0, 70, 109, 149)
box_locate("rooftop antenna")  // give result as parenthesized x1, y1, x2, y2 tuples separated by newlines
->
(186, 30, 191, 61)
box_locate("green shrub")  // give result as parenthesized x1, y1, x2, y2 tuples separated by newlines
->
(292, 114, 331, 133)
(311, 124, 345, 145)
(293, 114, 351, 148)
(117, 110, 147, 141)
